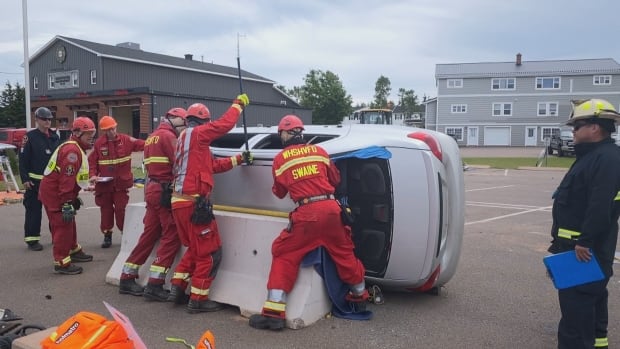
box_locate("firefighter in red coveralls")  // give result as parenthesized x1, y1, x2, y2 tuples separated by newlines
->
(167, 94, 252, 313)
(249, 115, 369, 330)
(89, 115, 145, 248)
(118, 107, 188, 300)
(39, 117, 96, 275)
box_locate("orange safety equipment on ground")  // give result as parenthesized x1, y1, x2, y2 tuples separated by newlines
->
(40, 311, 133, 349)
(187, 103, 211, 120)
(72, 117, 96, 132)
(88, 131, 145, 245)
(166, 107, 187, 119)
(277, 114, 305, 132)
(98, 115, 118, 131)
(566, 98, 620, 125)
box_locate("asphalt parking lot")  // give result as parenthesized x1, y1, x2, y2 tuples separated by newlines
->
(1, 163, 618, 348)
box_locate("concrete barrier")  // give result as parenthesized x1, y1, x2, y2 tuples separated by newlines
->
(106, 203, 331, 329)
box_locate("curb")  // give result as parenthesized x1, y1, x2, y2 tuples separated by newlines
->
(517, 166, 568, 171)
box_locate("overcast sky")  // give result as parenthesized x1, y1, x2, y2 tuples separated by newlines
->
(2, 0, 620, 105)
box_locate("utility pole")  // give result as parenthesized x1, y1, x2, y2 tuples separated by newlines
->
(22, 0, 31, 129)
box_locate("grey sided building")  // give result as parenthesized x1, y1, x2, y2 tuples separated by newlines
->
(28, 35, 310, 139)
(424, 54, 620, 147)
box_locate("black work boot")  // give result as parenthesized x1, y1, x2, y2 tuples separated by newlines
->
(101, 231, 112, 248)
(187, 299, 224, 313)
(54, 264, 83, 275)
(249, 314, 285, 331)
(143, 283, 169, 302)
(119, 279, 144, 296)
(27, 242, 43, 251)
(70, 250, 93, 263)
(167, 285, 189, 304)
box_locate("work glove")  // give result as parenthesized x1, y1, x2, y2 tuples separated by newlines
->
(233, 94, 250, 108)
(242, 151, 253, 165)
(72, 197, 83, 211)
(61, 202, 76, 222)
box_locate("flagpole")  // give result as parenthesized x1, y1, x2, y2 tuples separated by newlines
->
(22, 0, 31, 129)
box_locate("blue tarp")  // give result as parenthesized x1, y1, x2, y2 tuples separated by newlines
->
(302, 247, 373, 320)
(331, 146, 391, 161)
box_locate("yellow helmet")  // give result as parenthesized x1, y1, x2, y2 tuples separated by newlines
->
(566, 98, 620, 125)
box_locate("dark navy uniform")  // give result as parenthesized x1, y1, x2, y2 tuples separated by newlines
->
(549, 138, 620, 349)
(19, 128, 60, 246)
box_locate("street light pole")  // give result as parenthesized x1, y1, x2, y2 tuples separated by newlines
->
(22, 0, 31, 129)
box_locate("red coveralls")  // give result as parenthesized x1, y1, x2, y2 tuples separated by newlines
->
(170, 104, 243, 302)
(120, 122, 181, 285)
(39, 137, 89, 267)
(88, 133, 145, 234)
(262, 143, 365, 314)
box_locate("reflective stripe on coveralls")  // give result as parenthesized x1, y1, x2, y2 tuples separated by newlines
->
(143, 156, 170, 164)
(44, 140, 90, 189)
(558, 228, 581, 240)
(28, 172, 43, 180)
(173, 127, 193, 194)
(96, 155, 132, 166)
(595, 337, 609, 347)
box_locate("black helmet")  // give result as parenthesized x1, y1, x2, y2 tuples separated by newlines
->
(34, 107, 53, 119)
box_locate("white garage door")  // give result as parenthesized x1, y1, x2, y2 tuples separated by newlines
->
(484, 127, 511, 146)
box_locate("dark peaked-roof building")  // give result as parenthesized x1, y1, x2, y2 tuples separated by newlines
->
(29, 35, 310, 138)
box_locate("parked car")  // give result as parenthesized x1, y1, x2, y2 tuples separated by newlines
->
(209, 124, 465, 293)
(547, 129, 574, 157)
(0, 128, 28, 150)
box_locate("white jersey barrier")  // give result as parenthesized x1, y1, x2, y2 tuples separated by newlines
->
(105, 203, 331, 329)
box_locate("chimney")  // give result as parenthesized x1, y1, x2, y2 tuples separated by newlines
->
(184, 54, 193, 61)
(516, 53, 522, 66)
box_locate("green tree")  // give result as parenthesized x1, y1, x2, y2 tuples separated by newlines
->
(298, 69, 353, 124)
(0, 81, 26, 128)
(372, 75, 391, 108)
(276, 84, 302, 103)
(397, 88, 419, 117)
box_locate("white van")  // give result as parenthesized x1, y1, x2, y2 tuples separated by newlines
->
(210, 124, 464, 293)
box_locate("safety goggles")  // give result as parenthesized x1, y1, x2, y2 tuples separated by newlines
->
(572, 121, 591, 131)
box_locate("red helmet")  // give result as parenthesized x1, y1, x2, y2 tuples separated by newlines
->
(166, 107, 187, 119)
(187, 103, 210, 120)
(278, 115, 305, 132)
(72, 117, 96, 132)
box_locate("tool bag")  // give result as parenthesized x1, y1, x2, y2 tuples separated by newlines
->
(160, 182, 173, 208)
(40, 311, 133, 349)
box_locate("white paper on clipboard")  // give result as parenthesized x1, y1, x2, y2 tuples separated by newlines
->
(103, 301, 147, 349)
(97, 176, 113, 182)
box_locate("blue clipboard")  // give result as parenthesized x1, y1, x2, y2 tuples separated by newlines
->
(543, 250, 605, 290)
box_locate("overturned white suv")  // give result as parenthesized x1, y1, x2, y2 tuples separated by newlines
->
(210, 124, 464, 293)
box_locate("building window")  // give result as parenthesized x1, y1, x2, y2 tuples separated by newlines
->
(33, 76, 38, 90)
(535, 77, 560, 89)
(541, 127, 560, 141)
(90, 70, 97, 85)
(451, 104, 467, 113)
(492, 103, 512, 116)
(447, 79, 463, 88)
(593, 75, 611, 85)
(491, 78, 515, 90)
(71, 71, 79, 87)
(48, 74, 55, 89)
(445, 127, 464, 141)
(537, 102, 559, 116)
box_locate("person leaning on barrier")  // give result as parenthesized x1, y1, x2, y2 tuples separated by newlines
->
(547, 98, 620, 349)
(118, 107, 188, 300)
(167, 95, 253, 313)
(249, 114, 368, 331)
(19, 107, 61, 251)
(39, 117, 97, 275)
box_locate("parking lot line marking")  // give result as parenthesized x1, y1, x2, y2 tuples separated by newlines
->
(465, 206, 552, 225)
(466, 185, 514, 192)
(467, 201, 542, 210)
